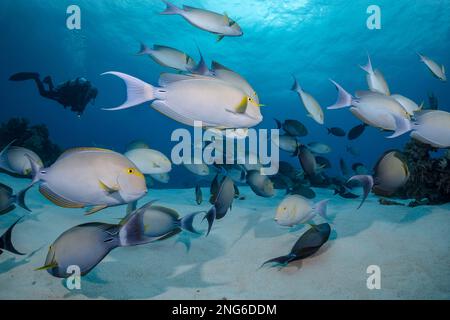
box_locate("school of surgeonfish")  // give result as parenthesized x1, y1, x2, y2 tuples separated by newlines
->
(1, 1, 448, 279)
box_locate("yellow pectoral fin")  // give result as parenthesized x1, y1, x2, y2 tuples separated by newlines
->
(85, 205, 108, 216)
(99, 180, 120, 194)
(235, 97, 249, 114)
(35, 262, 58, 271)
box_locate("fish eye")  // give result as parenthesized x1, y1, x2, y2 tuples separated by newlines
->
(127, 168, 135, 174)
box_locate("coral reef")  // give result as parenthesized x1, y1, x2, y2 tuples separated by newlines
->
(396, 140, 450, 205)
(0, 118, 62, 166)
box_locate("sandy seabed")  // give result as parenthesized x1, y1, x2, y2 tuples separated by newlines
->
(0, 172, 449, 300)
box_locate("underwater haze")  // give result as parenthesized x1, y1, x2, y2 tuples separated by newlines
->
(0, 0, 449, 300)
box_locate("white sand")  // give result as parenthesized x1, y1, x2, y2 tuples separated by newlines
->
(0, 172, 449, 300)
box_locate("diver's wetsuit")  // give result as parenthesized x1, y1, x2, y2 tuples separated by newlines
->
(9, 72, 98, 116)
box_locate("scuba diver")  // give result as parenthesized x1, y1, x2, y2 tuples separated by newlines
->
(9, 72, 98, 117)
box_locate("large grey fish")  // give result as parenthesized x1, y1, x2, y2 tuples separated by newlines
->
(160, 0, 243, 42)
(128, 201, 203, 239)
(0, 182, 31, 215)
(137, 43, 196, 72)
(0, 218, 25, 256)
(24, 148, 147, 215)
(298, 145, 318, 178)
(36, 210, 167, 278)
(0, 140, 43, 176)
(262, 223, 331, 267)
(373, 150, 409, 194)
(246, 170, 275, 198)
(204, 176, 235, 236)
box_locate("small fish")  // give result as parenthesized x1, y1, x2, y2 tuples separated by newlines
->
(274, 119, 308, 137)
(307, 142, 331, 154)
(315, 156, 332, 169)
(204, 176, 235, 236)
(23, 147, 147, 215)
(0, 218, 25, 256)
(298, 145, 319, 178)
(195, 185, 203, 205)
(359, 54, 390, 95)
(347, 123, 367, 140)
(150, 172, 170, 184)
(327, 127, 346, 137)
(36, 210, 167, 278)
(291, 76, 324, 125)
(136, 42, 196, 72)
(427, 92, 438, 110)
(339, 158, 349, 177)
(289, 184, 316, 199)
(125, 148, 172, 174)
(388, 110, 450, 148)
(0, 182, 31, 215)
(333, 185, 359, 199)
(347, 175, 374, 209)
(417, 53, 446, 81)
(0, 140, 44, 176)
(126, 140, 150, 151)
(346, 146, 360, 157)
(275, 195, 329, 227)
(131, 201, 203, 238)
(246, 170, 275, 198)
(160, 0, 243, 42)
(209, 173, 220, 204)
(273, 134, 299, 155)
(184, 163, 210, 176)
(262, 223, 331, 267)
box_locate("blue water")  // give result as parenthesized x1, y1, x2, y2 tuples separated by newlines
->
(1, 0, 449, 184)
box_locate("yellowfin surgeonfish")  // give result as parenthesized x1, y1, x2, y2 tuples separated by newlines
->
(291, 76, 324, 125)
(137, 42, 196, 72)
(23, 148, 147, 215)
(125, 148, 172, 175)
(417, 53, 446, 82)
(0, 140, 43, 176)
(102, 72, 263, 129)
(359, 54, 390, 95)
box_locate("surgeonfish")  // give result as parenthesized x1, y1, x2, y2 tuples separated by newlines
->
(274, 119, 308, 137)
(160, 0, 243, 42)
(137, 42, 196, 72)
(291, 76, 324, 125)
(373, 150, 409, 194)
(339, 158, 350, 177)
(204, 176, 235, 236)
(124, 148, 172, 174)
(126, 140, 150, 151)
(246, 170, 275, 198)
(0, 218, 25, 256)
(102, 72, 263, 129)
(388, 110, 450, 148)
(128, 201, 203, 238)
(150, 172, 170, 184)
(0, 140, 43, 176)
(327, 80, 409, 131)
(298, 145, 320, 178)
(307, 142, 332, 154)
(352, 163, 368, 175)
(347, 175, 374, 209)
(391, 94, 423, 116)
(184, 163, 210, 176)
(275, 195, 329, 227)
(36, 209, 169, 278)
(0, 182, 31, 215)
(359, 54, 390, 95)
(327, 127, 346, 137)
(273, 135, 299, 155)
(417, 53, 446, 81)
(262, 223, 331, 267)
(347, 123, 367, 140)
(23, 148, 147, 215)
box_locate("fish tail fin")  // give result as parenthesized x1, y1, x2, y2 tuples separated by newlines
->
(347, 175, 374, 209)
(290, 74, 301, 91)
(180, 211, 204, 234)
(136, 42, 152, 55)
(101, 72, 155, 111)
(386, 114, 413, 138)
(327, 79, 353, 110)
(261, 254, 296, 268)
(203, 206, 216, 237)
(15, 184, 33, 212)
(160, 0, 182, 15)
(0, 218, 25, 255)
(274, 118, 282, 129)
(314, 199, 329, 220)
(416, 52, 425, 62)
(359, 53, 373, 74)
(24, 153, 42, 185)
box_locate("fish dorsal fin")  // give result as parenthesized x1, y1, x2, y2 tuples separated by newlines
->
(211, 60, 231, 72)
(152, 205, 180, 220)
(153, 44, 175, 52)
(182, 5, 197, 12)
(57, 147, 113, 161)
(39, 184, 85, 209)
(0, 140, 16, 158)
(158, 73, 195, 87)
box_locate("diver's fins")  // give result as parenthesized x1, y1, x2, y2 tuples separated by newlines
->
(0, 217, 25, 255)
(9, 72, 40, 81)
